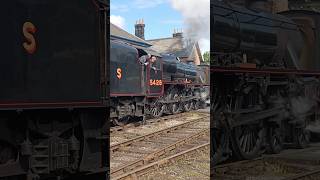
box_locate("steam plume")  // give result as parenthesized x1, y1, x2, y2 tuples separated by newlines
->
(170, 0, 210, 53)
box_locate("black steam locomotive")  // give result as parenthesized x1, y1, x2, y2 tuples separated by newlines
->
(110, 40, 209, 126)
(212, 0, 320, 165)
(1, 1, 108, 179)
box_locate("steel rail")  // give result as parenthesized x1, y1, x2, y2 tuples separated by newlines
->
(110, 111, 207, 134)
(113, 143, 210, 180)
(110, 115, 209, 152)
(111, 129, 209, 177)
(284, 168, 320, 180)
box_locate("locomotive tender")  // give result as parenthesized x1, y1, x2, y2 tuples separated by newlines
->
(212, 0, 320, 165)
(110, 40, 209, 125)
(1, 1, 108, 179)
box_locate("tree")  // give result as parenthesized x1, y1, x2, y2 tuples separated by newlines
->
(202, 51, 210, 65)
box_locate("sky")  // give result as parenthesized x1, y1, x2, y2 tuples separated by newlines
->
(110, 0, 210, 53)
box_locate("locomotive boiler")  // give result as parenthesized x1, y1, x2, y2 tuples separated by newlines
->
(212, 0, 320, 166)
(212, 0, 320, 70)
(110, 40, 209, 126)
(0, 1, 108, 179)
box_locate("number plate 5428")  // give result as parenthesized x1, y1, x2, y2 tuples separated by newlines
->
(150, 79, 162, 86)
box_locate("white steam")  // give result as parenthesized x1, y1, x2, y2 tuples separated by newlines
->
(110, 15, 126, 29)
(170, 0, 210, 53)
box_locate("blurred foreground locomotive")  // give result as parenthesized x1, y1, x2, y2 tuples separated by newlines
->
(212, 0, 320, 165)
(110, 40, 210, 126)
(0, 1, 108, 179)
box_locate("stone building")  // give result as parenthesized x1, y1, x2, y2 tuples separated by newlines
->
(133, 19, 203, 65)
(110, 23, 151, 48)
(147, 31, 203, 65)
(110, 20, 204, 65)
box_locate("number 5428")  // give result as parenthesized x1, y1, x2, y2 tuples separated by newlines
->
(150, 79, 162, 86)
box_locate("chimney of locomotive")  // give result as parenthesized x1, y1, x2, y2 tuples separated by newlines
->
(173, 28, 183, 38)
(135, 19, 145, 40)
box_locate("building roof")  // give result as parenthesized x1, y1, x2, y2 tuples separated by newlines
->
(147, 37, 201, 59)
(110, 23, 152, 47)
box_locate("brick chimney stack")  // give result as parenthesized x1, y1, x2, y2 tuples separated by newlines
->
(173, 29, 183, 38)
(135, 19, 145, 40)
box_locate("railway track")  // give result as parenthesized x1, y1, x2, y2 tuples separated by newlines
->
(284, 168, 320, 180)
(117, 143, 210, 180)
(110, 111, 208, 133)
(110, 112, 209, 145)
(212, 155, 320, 180)
(110, 114, 209, 180)
(138, 143, 210, 180)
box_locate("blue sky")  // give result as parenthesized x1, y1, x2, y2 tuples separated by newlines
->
(111, 0, 184, 40)
(111, 0, 210, 53)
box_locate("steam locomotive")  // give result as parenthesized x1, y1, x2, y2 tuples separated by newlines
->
(110, 40, 209, 126)
(0, 1, 108, 179)
(212, 0, 320, 165)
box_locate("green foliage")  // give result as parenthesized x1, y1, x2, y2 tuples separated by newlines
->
(202, 51, 210, 65)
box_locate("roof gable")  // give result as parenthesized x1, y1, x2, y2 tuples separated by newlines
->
(147, 37, 202, 60)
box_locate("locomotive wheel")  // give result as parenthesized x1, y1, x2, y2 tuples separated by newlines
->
(231, 124, 264, 160)
(212, 127, 228, 166)
(295, 128, 310, 149)
(211, 85, 221, 112)
(193, 100, 200, 110)
(267, 126, 283, 154)
(190, 101, 195, 110)
(167, 88, 180, 114)
(171, 103, 180, 114)
(112, 117, 129, 126)
(150, 102, 163, 118)
(230, 86, 264, 160)
(183, 101, 192, 112)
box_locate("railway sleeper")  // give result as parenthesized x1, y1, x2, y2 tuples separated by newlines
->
(111, 131, 209, 178)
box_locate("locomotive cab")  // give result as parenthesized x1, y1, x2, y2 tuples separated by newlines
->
(110, 41, 164, 125)
(110, 40, 163, 97)
(136, 47, 163, 96)
(110, 41, 144, 95)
